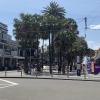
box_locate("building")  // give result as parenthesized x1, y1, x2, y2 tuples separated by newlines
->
(0, 22, 24, 70)
(94, 48, 100, 60)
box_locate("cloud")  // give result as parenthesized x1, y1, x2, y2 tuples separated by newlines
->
(89, 24, 100, 30)
(87, 41, 100, 50)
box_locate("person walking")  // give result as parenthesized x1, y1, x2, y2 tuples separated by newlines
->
(77, 62, 81, 76)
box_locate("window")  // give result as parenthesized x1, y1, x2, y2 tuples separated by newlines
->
(0, 44, 3, 49)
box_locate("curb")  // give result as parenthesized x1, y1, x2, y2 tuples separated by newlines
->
(0, 76, 100, 82)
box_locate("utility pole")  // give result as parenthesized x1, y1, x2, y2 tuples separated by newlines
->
(84, 17, 87, 38)
(84, 17, 87, 29)
(83, 17, 88, 79)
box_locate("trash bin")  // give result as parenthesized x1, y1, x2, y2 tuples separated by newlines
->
(77, 69, 81, 76)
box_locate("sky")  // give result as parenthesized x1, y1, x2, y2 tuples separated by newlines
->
(0, 0, 100, 50)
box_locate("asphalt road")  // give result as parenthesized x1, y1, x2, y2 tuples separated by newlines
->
(0, 78, 100, 100)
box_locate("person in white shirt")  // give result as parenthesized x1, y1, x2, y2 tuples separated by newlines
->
(82, 56, 88, 79)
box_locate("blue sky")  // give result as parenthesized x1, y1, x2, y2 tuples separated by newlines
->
(0, 0, 100, 50)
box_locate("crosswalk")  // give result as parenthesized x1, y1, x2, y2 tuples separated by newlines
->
(0, 79, 18, 89)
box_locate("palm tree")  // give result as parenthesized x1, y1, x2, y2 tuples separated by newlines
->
(54, 31, 71, 74)
(43, 1, 65, 18)
(72, 36, 88, 63)
(64, 18, 78, 72)
(39, 16, 50, 69)
(42, 1, 66, 74)
(54, 18, 79, 74)
(13, 13, 41, 73)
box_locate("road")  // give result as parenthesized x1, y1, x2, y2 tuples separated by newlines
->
(0, 78, 100, 100)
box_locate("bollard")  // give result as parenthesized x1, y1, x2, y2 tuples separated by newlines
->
(36, 68, 38, 78)
(5, 67, 7, 77)
(21, 70, 22, 77)
(51, 73, 53, 78)
(67, 68, 69, 78)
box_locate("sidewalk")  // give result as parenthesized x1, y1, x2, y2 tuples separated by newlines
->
(0, 70, 100, 81)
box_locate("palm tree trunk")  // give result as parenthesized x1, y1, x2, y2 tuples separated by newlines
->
(41, 39, 44, 71)
(49, 33, 52, 74)
(62, 54, 65, 74)
(24, 49, 28, 74)
(51, 33, 54, 65)
(58, 47, 62, 74)
(57, 51, 60, 73)
(70, 52, 73, 72)
(36, 33, 40, 72)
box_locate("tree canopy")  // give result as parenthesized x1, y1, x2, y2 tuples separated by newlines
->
(13, 1, 89, 74)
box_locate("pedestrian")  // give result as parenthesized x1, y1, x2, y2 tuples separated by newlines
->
(91, 60, 95, 74)
(28, 62, 31, 74)
(82, 56, 88, 79)
(30, 63, 33, 75)
(20, 63, 24, 70)
(77, 62, 81, 76)
(16, 62, 20, 71)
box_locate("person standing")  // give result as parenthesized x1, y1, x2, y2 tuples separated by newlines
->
(77, 62, 81, 76)
(82, 56, 88, 79)
(91, 60, 95, 74)
(16, 62, 20, 71)
(76, 56, 81, 76)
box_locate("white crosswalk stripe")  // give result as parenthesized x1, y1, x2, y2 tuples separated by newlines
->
(0, 79, 18, 89)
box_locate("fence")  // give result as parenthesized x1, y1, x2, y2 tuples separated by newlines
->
(0, 65, 75, 77)
(0, 65, 100, 81)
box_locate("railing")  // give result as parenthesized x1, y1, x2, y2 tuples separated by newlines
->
(0, 65, 99, 81)
(0, 49, 18, 56)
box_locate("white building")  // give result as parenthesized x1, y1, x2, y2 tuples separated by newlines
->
(0, 22, 24, 70)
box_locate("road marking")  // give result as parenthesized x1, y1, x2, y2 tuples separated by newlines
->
(0, 79, 19, 89)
